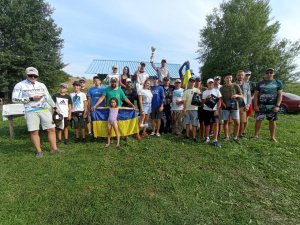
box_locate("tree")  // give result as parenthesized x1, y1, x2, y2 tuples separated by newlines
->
(197, 0, 300, 83)
(0, 0, 68, 98)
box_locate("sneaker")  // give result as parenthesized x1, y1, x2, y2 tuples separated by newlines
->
(82, 138, 87, 143)
(193, 138, 197, 142)
(35, 151, 43, 158)
(223, 137, 230, 141)
(233, 138, 240, 145)
(64, 139, 69, 145)
(213, 141, 221, 148)
(75, 138, 80, 143)
(204, 138, 210, 144)
(150, 132, 156, 136)
(156, 133, 161, 137)
(57, 139, 62, 144)
(184, 136, 190, 139)
(88, 132, 93, 137)
(50, 149, 64, 154)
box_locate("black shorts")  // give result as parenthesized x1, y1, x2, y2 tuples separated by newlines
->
(203, 110, 219, 126)
(151, 108, 163, 119)
(72, 111, 86, 129)
(198, 108, 205, 123)
(255, 110, 278, 121)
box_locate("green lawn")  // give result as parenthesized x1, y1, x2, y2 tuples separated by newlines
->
(0, 114, 299, 225)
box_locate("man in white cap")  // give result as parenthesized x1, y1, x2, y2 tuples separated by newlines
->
(12, 67, 63, 157)
(104, 65, 120, 85)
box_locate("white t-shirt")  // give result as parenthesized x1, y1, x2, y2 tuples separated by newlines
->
(138, 88, 153, 104)
(70, 92, 87, 112)
(182, 88, 200, 111)
(105, 74, 120, 85)
(136, 72, 149, 91)
(202, 89, 222, 111)
(171, 88, 184, 110)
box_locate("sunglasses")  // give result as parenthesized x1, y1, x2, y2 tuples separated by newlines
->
(28, 74, 38, 78)
(265, 72, 273, 75)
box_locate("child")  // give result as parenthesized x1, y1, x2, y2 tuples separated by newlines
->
(106, 97, 120, 147)
(52, 83, 72, 144)
(70, 81, 88, 143)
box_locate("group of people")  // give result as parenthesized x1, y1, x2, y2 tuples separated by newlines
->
(12, 61, 283, 157)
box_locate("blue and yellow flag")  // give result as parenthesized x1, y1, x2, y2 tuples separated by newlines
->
(91, 108, 139, 137)
(183, 62, 192, 89)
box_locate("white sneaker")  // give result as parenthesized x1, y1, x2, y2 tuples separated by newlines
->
(156, 133, 161, 137)
(150, 132, 155, 136)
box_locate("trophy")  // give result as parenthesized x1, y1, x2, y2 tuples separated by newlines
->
(150, 46, 156, 63)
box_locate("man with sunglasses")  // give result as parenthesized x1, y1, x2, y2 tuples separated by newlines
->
(253, 68, 283, 142)
(12, 67, 63, 157)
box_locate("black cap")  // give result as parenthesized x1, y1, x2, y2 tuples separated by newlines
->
(93, 75, 100, 80)
(189, 77, 196, 82)
(163, 77, 170, 81)
(72, 81, 81, 86)
(140, 61, 146, 66)
(152, 76, 159, 80)
(195, 77, 201, 82)
(161, 59, 167, 63)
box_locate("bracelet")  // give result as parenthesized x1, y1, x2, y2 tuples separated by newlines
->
(29, 97, 34, 101)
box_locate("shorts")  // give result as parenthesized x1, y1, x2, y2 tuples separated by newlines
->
(203, 110, 219, 126)
(255, 110, 278, 121)
(239, 107, 247, 123)
(222, 109, 239, 121)
(85, 113, 91, 123)
(183, 110, 198, 126)
(142, 103, 152, 114)
(151, 108, 163, 119)
(246, 104, 253, 117)
(72, 111, 86, 129)
(56, 117, 70, 130)
(198, 108, 205, 123)
(26, 110, 55, 132)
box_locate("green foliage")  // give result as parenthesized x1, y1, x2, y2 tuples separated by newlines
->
(0, 115, 300, 224)
(198, 0, 300, 83)
(0, 0, 67, 96)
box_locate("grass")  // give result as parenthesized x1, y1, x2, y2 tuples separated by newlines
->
(0, 114, 299, 225)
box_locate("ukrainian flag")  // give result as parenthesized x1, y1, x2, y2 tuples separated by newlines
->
(183, 62, 192, 89)
(91, 108, 139, 137)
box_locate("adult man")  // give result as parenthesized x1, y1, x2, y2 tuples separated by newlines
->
(160, 77, 174, 133)
(150, 58, 170, 84)
(213, 76, 222, 90)
(104, 65, 120, 85)
(134, 62, 149, 92)
(244, 71, 256, 133)
(202, 78, 222, 147)
(195, 77, 207, 140)
(220, 73, 243, 143)
(93, 77, 135, 109)
(122, 78, 138, 107)
(171, 79, 184, 136)
(235, 70, 251, 137)
(12, 67, 62, 157)
(150, 76, 164, 136)
(253, 68, 283, 142)
(182, 77, 200, 142)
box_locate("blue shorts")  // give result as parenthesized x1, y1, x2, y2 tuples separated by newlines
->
(222, 109, 239, 121)
(183, 110, 198, 126)
(143, 103, 152, 114)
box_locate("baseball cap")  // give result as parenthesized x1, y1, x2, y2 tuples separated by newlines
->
(189, 77, 196, 82)
(93, 75, 100, 80)
(195, 77, 201, 82)
(126, 78, 131, 82)
(265, 68, 275, 73)
(79, 78, 86, 83)
(153, 76, 159, 80)
(163, 77, 170, 81)
(110, 77, 117, 82)
(161, 59, 167, 63)
(25, 67, 39, 76)
(112, 65, 118, 69)
(214, 76, 221, 80)
(60, 83, 68, 88)
(140, 61, 146, 66)
(245, 71, 252, 75)
(225, 72, 233, 77)
(72, 81, 81, 86)
(207, 78, 214, 84)
(174, 79, 181, 83)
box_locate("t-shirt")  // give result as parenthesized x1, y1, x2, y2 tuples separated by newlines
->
(103, 86, 127, 107)
(87, 86, 106, 108)
(138, 88, 153, 104)
(161, 85, 175, 106)
(171, 88, 184, 110)
(105, 74, 120, 84)
(70, 92, 87, 112)
(151, 85, 164, 110)
(52, 93, 72, 117)
(202, 89, 222, 111)
(220, 84, 242, 108)
(122, 87, 138, 107)
(136, 72, 149, 91)
(182, 88, 200, 111)
(256, 79, 283, 110)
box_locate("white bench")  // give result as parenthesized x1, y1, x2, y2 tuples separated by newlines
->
(2, 104, 25, 138)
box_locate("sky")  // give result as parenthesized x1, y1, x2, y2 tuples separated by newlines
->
(47, 0, 300, 78)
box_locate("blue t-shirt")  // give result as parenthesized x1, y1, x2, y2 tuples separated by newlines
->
(87, 86, 106, 108)
(151, 85, 164, 110)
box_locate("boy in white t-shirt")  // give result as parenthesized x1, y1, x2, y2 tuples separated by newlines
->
(70, 81, 88, 143)
(202, 78, 222, 147)
(171, 79, 184, 136)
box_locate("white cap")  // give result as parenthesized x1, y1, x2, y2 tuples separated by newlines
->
(207, 78, 214, 83)
(25, 67, 39, 76)
(126, 78, 131, 82)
